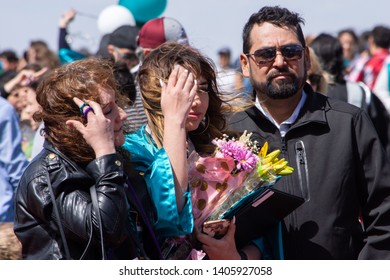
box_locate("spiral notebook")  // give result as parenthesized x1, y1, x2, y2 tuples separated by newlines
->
(221, 186, 305, 249)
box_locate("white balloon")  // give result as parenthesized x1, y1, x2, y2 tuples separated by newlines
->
(97, 5, 135, 34)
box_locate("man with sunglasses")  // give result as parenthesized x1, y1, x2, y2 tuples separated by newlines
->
(106, 25, 140, 70)
(228, 6, 390, 259)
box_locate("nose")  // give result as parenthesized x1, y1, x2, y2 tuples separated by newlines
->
(273, 51, 286, 67)
(193, 93, 204, 108)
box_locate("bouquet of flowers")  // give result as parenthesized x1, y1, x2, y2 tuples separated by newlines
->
(189, 131, 294, 229)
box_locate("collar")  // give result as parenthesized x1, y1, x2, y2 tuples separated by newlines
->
(255, 90, 307, 137)
(246, 83, 328, 133)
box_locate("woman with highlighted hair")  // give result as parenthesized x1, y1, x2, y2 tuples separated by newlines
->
(14, 58, 161, 260)
(122, 42, 268, 260)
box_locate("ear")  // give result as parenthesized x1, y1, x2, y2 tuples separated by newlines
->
(304, 47, 311, 71)
(240, 53, 250, 77)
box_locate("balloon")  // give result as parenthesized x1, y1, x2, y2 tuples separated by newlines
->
(97, 5, 136, 34)
(119, 0, 167, 25)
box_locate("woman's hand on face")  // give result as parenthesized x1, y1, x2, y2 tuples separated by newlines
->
(66, 97, 116, 158)
(196, 217, 241, 260)
(160, 64, 198, 126)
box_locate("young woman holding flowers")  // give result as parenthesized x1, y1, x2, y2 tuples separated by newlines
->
(121, 41, 267, 259)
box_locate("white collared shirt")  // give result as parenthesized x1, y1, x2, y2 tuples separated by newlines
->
(255, 91, 307, 137)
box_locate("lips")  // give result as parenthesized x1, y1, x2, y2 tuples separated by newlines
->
(187, 112, 202, 120)
(273, 73, 291, 78)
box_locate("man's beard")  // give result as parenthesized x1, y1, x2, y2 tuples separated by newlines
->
(252, 70, 307, 100)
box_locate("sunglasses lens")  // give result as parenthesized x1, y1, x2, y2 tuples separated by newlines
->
(250, 45, 303, 64)
(281, 45, 303, 60)
(253, 48, 276, 63)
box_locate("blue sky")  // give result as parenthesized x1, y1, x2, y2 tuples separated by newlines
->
(0, 0, 389, 63)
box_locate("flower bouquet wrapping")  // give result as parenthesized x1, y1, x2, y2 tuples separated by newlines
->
(189, 131, 294, 232)
(165, 131, 295, 260)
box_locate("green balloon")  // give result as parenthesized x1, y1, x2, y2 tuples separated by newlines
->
(119, 0, 167, 24)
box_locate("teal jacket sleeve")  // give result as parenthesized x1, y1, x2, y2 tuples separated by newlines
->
(122, 126, 194, 237)
(58, 48, 86, 64)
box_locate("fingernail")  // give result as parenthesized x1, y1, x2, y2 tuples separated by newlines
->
(194, 79, 198, 85)
(159, 79, 164, 87)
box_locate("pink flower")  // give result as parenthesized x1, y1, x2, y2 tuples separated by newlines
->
(234, 148, 258, 171)
(212, 138, 258, 172)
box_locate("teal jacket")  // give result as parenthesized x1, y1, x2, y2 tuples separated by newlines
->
(122, 126, 194, 238)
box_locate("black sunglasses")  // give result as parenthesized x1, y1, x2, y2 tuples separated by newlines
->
(246, 44, 304, 65)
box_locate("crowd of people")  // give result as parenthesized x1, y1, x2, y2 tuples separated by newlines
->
(1, 5, 390, 260)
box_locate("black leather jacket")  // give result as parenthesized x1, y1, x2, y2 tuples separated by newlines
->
(14, 141, 159, 260)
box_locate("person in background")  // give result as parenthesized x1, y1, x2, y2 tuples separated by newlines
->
(369, 26, 390, 114)
(25, 40, 60, 70)
(122, 41, 263, 260)
(123, 16, 190, 133)
(372, 55, 390, 113)
(134, 16, 189, 69)
(97, 23, 143, 133)
(0, 64, 48, 160)
(0, 50, 19, 81)
(57, 8, 88, 64)
(106, 25, 140, 70)
(345, 30, 371, 82)
(337, 29, 360, 75)
(18, 68, 43, 160)
(228, 5, 390, 259)
(306, 47, 328, 94)
(0, 64, 47, 99)
(310, 33, 390, 160)
(0, 94, 27, 259)
(0, 96, 29, 223)
(215, 46, 241, 101)
(14, 57, 160, 260)
(347, 26, 390, 113)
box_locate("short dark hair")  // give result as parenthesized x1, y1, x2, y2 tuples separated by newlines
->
(0, 49, 18, 62)
(242, 6, 306, 54)
(371, 25, 390, 49)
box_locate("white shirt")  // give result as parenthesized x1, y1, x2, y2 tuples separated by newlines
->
(255, 90, 307, 137)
